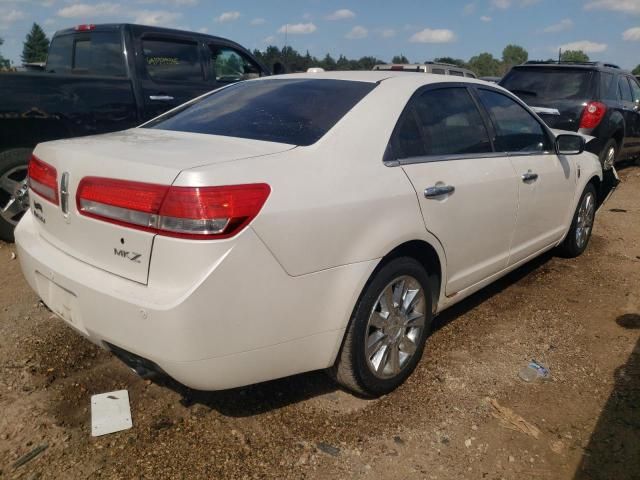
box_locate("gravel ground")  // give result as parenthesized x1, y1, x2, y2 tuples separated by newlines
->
(0, 164, 639, 480)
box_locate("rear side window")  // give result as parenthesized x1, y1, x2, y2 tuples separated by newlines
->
(629, 77, 640, 102)
(394, 87, 492, 158)
(500, 68, 593, 102)
(143, 38, 202, 82)
(46, 32, 125, 76)
(431, 68, 445, 75)
(145, 79, 376, 146)
(619, 76, 634, 102)
(449, 70, 464, 77)
(599, 72, 616, 100)
(477, 89, 550, 153)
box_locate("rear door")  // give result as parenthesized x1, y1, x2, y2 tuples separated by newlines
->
(136, 34, 212, 121)
(620, 76, 640, 154)
(475, 87, 575, 264)
(396, 85, 518, 295)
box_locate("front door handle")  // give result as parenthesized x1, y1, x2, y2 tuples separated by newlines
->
(424, 185, 455, 198)
(149, 95, 175, 101)
(521, 172, 539, 182)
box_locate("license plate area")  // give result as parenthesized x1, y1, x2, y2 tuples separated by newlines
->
(35, 272, 86, 334)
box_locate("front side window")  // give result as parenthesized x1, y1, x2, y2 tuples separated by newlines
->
(210, 46, 261, 82)
(145, 79, 376, 146)
(477, 89, 550, 153)
(393, 87, 492, 159)
(143, 38, 202, 82)
(619, 76, 634, 102)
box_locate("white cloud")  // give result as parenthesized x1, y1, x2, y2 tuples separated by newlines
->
(410, 28, 456, 43)
(345, 25, 367, 39)
(480, 15, 492, 21)
(277, 22, 316, 34)
(57, 3, 120, 18)
(559, 40, 608, 53)
(463, 3, 476, 14)
(492, 0, 511, 8)
(585, 0, 640, 14)
(215, 11, 240, 23)
(326, 8, 355, 20)
(623, 26, 640, 40)
(543, 18, 573, 33)
(250, 18, 265, 26)
(134, 10, 182, 26)
(137, 0, 198, 5)
(0, 8, 25, 30)
(378, 28, 396, 38)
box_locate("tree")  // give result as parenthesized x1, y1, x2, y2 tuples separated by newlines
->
(0, 37, 10, 69)
(633, 65, 640, 76)
(467, 52, 501, 77)
(22, 23, 49, 64)
(560, 50, 589, 63)
(392, 54, 409, 64)
(433, 56, 467, 67)
(502, 44, 528, 68)
(320, 53, 337, 71)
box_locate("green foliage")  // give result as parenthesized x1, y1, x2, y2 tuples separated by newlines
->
(560, 50, 589, 62)
(391, 55, 410, 64)
(467, 52, 502, 77)
(0, 37, 10, 69)
(22, 23, 49, 64)
(502, 44, 528, 68)
(633, 65, 640, 76)
(252, 45, 384, 73)
(433, 57, 467, 68)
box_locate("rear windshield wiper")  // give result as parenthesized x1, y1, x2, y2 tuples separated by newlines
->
(509, 89, 538, 97)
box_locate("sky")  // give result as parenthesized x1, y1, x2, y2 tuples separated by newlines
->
(0, 0, 639, 69)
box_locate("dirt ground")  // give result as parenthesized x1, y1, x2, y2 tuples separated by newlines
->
(1, 165, 639, 480)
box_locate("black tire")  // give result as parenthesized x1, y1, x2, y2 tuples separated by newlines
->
(558, 183, 597, 258)
(599, 138, 618, 171)
(329, 257, 433, 397)
(0, 148, 32, 243)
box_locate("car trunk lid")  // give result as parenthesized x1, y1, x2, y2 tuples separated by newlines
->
(29, 128, 292, 284)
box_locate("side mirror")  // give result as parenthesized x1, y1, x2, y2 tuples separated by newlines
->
(555, 134, 585, 155)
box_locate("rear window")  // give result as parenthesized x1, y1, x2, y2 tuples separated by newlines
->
(500, 68, 593, 102)
(145, 79, 376, 145)
(47, 32, 125, 76)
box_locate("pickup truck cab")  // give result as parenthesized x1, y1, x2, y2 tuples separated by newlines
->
(0, 23, 269, 241)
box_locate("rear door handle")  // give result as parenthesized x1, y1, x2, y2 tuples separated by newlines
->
(149, 95, 174, 101)
(521, 172, 539, 182)
(424, 185, 455, 198)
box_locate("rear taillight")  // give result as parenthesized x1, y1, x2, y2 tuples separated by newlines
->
(76, 177, 270, 239)
(28, 155, 59, 205)
(579, 101, 607, 129)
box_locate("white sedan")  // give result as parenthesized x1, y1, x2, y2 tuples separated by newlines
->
(16, 72, 601, 397)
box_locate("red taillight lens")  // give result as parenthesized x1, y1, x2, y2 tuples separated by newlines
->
(28, 155, 59, 205)
(76, 177, 270, 239)
(579, 101, 607, 129)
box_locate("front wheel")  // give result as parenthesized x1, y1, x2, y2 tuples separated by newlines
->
(0, 148, 32, 243)
(558, 183, 597, 258)
(329, 257, 433, 397)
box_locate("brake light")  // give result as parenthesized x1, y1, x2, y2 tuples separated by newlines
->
(74, 24, 96, 31)
(28, 155, 59, 205)
(579, 101, 607, 129)
(76, 177, 270, 239)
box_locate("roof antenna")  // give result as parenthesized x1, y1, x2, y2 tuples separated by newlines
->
(558, 48, 562, 62)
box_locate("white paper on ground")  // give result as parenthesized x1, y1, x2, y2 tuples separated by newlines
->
(91, 390, 133, 437)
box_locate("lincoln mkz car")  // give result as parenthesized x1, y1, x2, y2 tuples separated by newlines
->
(16, 72, 602, 397)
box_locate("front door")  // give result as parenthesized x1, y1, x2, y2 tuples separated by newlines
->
(474, 87, 575, 264)
(393, 85, 519, 295)
(622, 76, 640, 155)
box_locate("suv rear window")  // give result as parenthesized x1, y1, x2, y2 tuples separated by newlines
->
(145, 79, 376, 145)
(501, 68, 593, 102)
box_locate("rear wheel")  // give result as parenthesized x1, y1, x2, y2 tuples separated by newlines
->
(558, 183, 597, 258)
(599, 138, 618, 171)
(330, 257, 433, 397)
(0, 149, 32, 243)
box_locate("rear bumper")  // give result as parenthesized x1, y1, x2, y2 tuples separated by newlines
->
(15, 212, 376, 390)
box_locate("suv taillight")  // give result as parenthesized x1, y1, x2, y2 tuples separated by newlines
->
(579, 101, 607, 129)
(76, 177, 270, 239)
(28, 155, 59, 205)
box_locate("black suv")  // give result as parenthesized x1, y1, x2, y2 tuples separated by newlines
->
(500, 61, 640, 170)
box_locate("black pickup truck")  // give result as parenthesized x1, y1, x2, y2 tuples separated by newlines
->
(0, 23, 269, 241)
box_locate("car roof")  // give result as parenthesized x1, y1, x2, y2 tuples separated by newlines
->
(513, 61, 626, 74)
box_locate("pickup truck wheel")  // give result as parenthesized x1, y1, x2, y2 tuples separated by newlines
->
(0, 148, 32, 243)
(329, 257, 433, 397)
(558, 183, 597, 258)
(599, 139, 618, 171)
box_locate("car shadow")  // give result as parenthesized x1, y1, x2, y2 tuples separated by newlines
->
(573, 314, 640, 480)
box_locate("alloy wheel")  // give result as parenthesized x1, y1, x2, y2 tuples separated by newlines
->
(0, 165, 29, 226)
(576, 191, 596, 250)
(365, 275, 426, 379)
